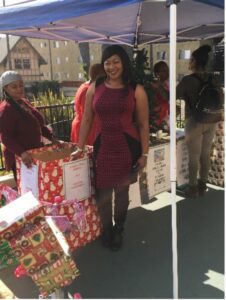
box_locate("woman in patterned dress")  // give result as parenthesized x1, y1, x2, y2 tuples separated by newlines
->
(71, 45, 149, 251)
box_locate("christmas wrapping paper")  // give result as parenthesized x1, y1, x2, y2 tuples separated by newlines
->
(31, 255, 79, 297)
(9, 221, 66, 275)
(16, 144, 94, 203)
(0, 184, 18, 207)
(43, 197, 102, 251)
(0, 240, 18, 270)
(0, 192, 45, 241)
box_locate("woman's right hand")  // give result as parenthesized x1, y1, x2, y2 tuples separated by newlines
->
(21, 151, 33, 168)
(70, 149, 84, 161)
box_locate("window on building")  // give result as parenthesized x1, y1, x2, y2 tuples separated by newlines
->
(53, 41, 59, 48)
(65, 57, 69, 63)
(64, 41, 68, 46)
(23, 59, 30, 69)
(157, 51, 167, 60)
(90, 54, 94, 61)
(179, 50, 191, 60)
(54, 72, 61, 80)
(63, 72, 70, 79)
(40, 42, 47, 48)
(78, 73, 84, 79)
(56, 57, 61, 64)
(14, 59, 22, 69)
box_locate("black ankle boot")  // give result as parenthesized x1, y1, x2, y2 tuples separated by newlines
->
(198, 180, 207, 196)
(101, 228, 112, 248)
(111, 226, 123, 251)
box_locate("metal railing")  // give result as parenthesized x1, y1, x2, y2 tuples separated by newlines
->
(0, 102, 185, 171)
(37, 103, 74, 141)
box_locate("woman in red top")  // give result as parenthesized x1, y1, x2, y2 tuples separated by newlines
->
(150, 61, 169, 130)
(71, 45, 149, 251)
(71, 63, 104, 145)
(0, 71, 56, 181)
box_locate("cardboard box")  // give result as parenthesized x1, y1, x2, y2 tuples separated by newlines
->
(0, 192, 44, 241)
(31, 255, 79, 297)
(43, 197, 102, 251)
(16, 144, 94, 202)
(9, 219, 69, 276)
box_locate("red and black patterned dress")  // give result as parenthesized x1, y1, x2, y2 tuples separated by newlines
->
(93, 83, 141, 188)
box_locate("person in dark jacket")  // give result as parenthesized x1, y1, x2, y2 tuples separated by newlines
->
(0, 70, 57, 181)
(176, 45, 223, 197)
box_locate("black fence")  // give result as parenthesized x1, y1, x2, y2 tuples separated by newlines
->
(0, 102, 185, 171)
(37, 103, 74, 141)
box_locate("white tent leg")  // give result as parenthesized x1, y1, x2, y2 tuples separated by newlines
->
(169, 2, 178, 299)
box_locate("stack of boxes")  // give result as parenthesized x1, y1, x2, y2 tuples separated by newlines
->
(0, 192, 79, 297)
(208, 121, 224, 187)
(16, 144, 102, 252)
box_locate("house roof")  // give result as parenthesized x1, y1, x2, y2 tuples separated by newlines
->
(0, 36, 46, 65)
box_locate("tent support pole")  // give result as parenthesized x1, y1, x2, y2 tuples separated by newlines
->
(169, 2, 179, 299)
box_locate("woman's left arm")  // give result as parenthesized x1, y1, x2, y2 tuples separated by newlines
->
(135, 84, 150, 169)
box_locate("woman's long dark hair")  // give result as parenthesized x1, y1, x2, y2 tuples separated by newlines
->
(192, 44, 211, 69)
(3, 90, 28, 117)
(101, 45, 135, 89)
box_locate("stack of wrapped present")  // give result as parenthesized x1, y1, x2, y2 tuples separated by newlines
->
(16, 144, 102, 252)
(0, 192, 79, 297)
(0, 184, 19, 269)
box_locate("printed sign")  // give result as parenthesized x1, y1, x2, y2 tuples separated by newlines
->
(20, 163, 39, 198)
(63, 158, 91, 201)
(147, 143, 171, 198)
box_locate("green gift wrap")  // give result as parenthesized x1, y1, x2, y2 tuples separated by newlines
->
(0, 241, 18, 270)
(31, 255, 79, 297)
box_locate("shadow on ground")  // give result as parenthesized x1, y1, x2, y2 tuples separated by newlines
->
(0, 185, 224, 299)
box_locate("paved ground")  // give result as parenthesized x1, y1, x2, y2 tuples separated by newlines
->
(0, 183, 224, 299)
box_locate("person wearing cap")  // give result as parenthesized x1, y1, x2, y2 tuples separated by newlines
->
(0, 70, 56, 181)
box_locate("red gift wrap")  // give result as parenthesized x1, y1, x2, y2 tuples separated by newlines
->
(43, 197, 102, 251)
(16, 144, 95, 203)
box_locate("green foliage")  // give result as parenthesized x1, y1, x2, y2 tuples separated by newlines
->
(32, 90, 72, 107)
(31, 91, 74, 141)
(132, 48, 153, 84)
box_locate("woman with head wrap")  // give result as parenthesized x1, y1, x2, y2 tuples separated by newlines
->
(0, 71, 57, 182)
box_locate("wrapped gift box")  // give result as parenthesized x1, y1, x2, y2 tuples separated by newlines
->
(43, 197, 102, 251)
(9, 219, 70, 275)
(0, 192, 45, 241)
(0, 184, 19, 207)
(0, 240, 18, 270)
(16, 144, 94, 203)
(31, 255, 79, 297)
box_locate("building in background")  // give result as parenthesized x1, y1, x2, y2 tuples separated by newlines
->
(0, 36, 223, 89)
(29, 39, 102, 82)
(0, 36, 46, 83)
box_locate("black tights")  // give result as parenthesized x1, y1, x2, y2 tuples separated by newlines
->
(96, 185, 130, 233)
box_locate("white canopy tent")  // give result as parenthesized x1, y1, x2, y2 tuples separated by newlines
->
(0, 0, 224, 298)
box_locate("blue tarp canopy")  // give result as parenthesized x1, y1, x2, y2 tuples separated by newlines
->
(0, 0, 224, 47)
(0, 1, 223, 298)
